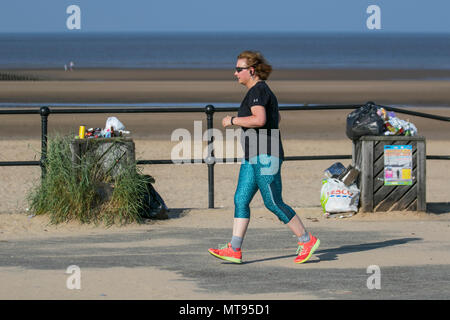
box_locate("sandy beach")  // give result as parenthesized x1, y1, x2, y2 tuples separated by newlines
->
(0, 68, 449, 300)
(1, 68, 449, 213)
(1, 68, 450, 105)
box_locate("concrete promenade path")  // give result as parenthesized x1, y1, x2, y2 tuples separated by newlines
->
(0, 207, 449, 300)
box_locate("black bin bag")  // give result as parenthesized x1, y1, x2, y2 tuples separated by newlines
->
(139, 174, 169, 219)
(346, 102, 384, 140)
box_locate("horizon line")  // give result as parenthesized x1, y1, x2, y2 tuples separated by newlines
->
(1, 30, 450, 35)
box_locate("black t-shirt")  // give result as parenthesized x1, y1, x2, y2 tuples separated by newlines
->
(237, 81, 284, 161)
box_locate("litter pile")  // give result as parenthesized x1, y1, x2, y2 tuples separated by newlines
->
(320, 162, 360, 218)
(76, 116, 131, 139)
(377, 107, 418, 136)
(346, 102, 418, 140)
(320, 103, 421, 218)
(68, 116, 168, 222)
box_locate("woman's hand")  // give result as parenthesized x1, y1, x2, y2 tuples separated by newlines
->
(222, 115, 233, 127)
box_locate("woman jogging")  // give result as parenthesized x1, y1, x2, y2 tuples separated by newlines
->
(208, 51, 320, 264)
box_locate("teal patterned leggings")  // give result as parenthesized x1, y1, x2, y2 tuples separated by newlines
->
(234, 154, 296, 224)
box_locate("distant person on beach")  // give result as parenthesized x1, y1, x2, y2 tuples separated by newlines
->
(69, 61, 74, 71)
(64, 64, 68, 71)
(208, 51, 320, 264)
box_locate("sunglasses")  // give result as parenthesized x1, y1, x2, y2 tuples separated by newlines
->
(235, 66, 250, 73)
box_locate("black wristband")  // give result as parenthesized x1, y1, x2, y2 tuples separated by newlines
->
(231, 116, 235, 125)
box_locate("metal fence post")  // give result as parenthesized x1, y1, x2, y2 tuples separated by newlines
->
(205, 104, 215, 208)
(40, 106, 50, 180)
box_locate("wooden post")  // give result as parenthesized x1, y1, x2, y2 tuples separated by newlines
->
(416, 140, 427, 211)
(360, 140, 374, 212)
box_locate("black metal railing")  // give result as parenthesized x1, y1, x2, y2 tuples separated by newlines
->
(1, 102, 449, 208)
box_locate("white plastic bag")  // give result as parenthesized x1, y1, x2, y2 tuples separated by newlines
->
(105, 116, 125, 131)
(320, 178, 360, 213)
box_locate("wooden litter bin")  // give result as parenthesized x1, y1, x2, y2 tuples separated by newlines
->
(352, 136, 426, 212)
(70, 137, 136, 180)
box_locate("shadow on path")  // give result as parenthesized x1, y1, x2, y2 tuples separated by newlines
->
(243, 237, 422, 264)
(427, 202, 450, 214)
(315, 237, 422, 262)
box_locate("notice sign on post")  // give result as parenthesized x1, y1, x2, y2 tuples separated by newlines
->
(384, 145, 413, 186)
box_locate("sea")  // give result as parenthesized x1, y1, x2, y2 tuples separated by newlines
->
(0, 31, 450, 70)
(1, 32, 449, 109)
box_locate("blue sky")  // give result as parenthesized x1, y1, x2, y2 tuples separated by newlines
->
(0, 0, 449, 33)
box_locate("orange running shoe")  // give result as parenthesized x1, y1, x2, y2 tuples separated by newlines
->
(294, 233, 320, 264)
(208, 243, 242, 264)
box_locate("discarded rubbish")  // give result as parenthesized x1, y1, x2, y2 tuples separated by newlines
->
(320, 178, 360, 214)
(324, 162, 346, 179)
(346, 103, 385, 140)
(323, 212, 354, 219)
(139, 174, 169, 220)
(320, 161, 361, 216)
(105, 117, 125, 132)
(75, 117, 131, 139)
(338, 165, 360, 186)
(378, 109, 418, 136)
(346, 103, 418, 140)
(78, 125, 86, 139)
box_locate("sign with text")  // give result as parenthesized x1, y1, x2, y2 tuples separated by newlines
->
(384, 145, 413, 186)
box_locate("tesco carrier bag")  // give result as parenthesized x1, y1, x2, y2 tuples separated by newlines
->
(320, 178, 360, 213)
